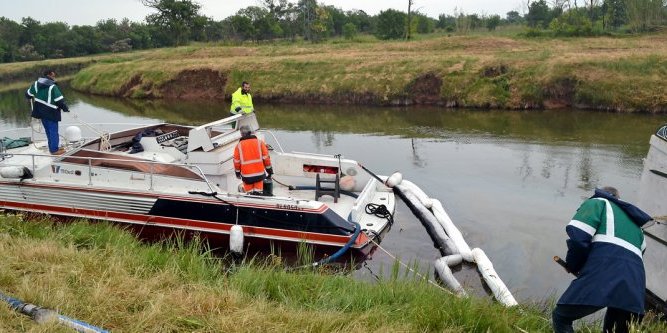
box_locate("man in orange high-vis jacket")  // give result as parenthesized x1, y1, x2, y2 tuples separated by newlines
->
(233, 125, 273, 195)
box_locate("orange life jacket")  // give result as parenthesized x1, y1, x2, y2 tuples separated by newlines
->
(233, 135, 271, 183)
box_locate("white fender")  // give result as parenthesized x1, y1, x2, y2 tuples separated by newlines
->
(431, 199, 474, 262)
(230, 225, 244, 255)
(340, 175, 357, 191)
(0, 167, 27, 179)
(402, 180, 433, 208)
(435, 256, 467, 296)
(471, 248, 518, 307)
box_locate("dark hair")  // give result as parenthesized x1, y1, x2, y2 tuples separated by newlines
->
(601, 186, 620, 199)
(43, 69, 56, 77)
(241, 81, 250, 86)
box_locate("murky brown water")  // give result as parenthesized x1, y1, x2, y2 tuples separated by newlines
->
(1, 88, 662, 302)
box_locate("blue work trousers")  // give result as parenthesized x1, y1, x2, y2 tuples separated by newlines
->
(552, 304, 642, 333)
(41, 118, 59, 153)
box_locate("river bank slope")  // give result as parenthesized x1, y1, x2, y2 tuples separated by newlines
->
(2, 33, 667, 112)
(0, 214, 563, 332)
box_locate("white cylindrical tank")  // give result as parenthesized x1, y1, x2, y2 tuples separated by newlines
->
(230, 225, 244, 255)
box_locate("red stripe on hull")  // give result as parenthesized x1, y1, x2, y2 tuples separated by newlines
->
(0, 200, 373, 251)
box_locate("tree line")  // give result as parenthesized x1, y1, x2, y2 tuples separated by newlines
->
(0, 0, 666, 64)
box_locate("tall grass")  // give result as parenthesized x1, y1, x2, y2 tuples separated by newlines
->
(0, 214, 664, 332)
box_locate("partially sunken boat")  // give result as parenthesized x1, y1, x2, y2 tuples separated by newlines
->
(0, 113, 395, 262)
(638, 124, 667, 313)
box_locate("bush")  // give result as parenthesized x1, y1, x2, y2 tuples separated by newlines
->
(549, 11, 594, 37)
(343, 22, 358, 40)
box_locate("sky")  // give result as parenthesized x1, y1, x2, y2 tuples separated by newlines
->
(0, 0, 527, 26)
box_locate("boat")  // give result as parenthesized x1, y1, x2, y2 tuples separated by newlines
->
(638, 124, 667, 313)
(0, 113, 395, 263)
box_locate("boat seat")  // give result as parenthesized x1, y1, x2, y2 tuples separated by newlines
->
(315, 173, 340, 203)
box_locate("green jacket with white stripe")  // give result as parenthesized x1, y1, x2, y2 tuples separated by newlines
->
(25, 77, 69, 121)
(557, 189, 652, 314)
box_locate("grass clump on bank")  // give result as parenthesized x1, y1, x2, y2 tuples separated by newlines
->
(0, 214, 664, 332)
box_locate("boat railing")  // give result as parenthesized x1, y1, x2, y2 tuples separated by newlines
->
(0, 152, 217, 193)
(258, 130, 285, 153)
(657, 124, 667, 142)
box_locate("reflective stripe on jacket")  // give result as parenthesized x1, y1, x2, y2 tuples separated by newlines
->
(558, 190, 650, 314)
(230, 88, 254, 114)
(233, 135, 271, 184)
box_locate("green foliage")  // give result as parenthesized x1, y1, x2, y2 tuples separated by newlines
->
(375, 9, 407, 40)
(624, 0, 667, 32)
(527, 0, 552, 29)
(342, 22, 358, 40)
(487, 15, 502, 31)
(143, 0, 203, 46)
(550, 10, 595, 36)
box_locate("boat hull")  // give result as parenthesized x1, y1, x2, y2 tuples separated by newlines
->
(0, 181, 388, 263)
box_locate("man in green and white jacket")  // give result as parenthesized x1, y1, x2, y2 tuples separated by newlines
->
(25, 69, 70, 154)
(553, 187, 652, 333)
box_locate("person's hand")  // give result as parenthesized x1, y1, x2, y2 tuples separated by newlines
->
(266, 168, 273, 177)
(235, 171, 241, 179)
(235, 107, 242, 112)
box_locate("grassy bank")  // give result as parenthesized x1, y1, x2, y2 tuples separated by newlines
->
(0, 214, 665, 332)
(2, 32, 666, 112)
(0, 214, 552, 332)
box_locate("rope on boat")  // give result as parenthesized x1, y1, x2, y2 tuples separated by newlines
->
(0, 291, 109, 333)
(384, 174, 518, 307)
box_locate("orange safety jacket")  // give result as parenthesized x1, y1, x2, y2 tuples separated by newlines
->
(233, 135, 272, 184)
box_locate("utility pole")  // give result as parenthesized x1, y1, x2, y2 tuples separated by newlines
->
(406, 0, 414, 40)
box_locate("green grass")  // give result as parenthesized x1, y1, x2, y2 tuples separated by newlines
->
(0, 214, 665, 332)
(2, 31, 667, 111)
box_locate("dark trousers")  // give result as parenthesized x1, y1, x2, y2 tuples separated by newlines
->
(41, 118, 59, 153)
(552, 304, 642, 333)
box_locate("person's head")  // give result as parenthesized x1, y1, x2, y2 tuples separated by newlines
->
(241, 81, 250, 94)
(43, 69, 56, 80)
(239, 125, 253, 137)
(601, 186, 620, 199)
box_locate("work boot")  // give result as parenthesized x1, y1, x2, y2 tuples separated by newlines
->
(51, 147, 66, 155)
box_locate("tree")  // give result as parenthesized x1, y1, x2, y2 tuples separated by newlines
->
(486, 15, 502, 30)
(526, 0, 552, 28)
(342, 22, 357, 39)
(0, 17, 21, 62)
(142, 0, 202, 46)
(375, 9, 407, 40)
(604, 0, 627, 29)
(506, 10, 523, 24)
(415, 14, 435, 33)
(406, 0, 415, 40)
(624, 0, 666, 32)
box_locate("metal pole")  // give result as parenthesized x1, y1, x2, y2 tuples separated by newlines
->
(149, 162, 154, 191)
(88, 158, 92, 186)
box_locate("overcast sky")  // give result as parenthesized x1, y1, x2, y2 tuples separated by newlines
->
(1, 0, 527, 26)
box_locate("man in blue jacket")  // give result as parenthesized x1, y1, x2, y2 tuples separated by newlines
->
(553, 187, 652, 333)
(25, 69, 70, 155)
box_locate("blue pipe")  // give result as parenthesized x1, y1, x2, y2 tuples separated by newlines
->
(312, 221, 361, 267)
(0, 291, 109, 333)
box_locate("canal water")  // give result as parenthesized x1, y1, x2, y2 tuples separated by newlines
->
(1, 87, 663, 303)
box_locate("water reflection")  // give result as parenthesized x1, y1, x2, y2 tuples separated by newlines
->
(0, 87, 662, 301)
